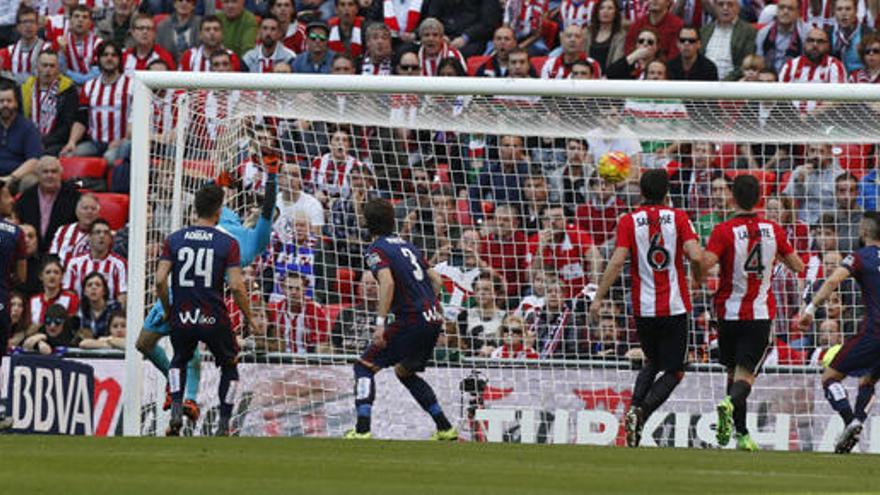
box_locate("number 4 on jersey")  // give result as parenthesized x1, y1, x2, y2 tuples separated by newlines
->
(744, 244, 765, 278)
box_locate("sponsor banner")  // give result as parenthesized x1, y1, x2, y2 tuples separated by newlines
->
(2, 358, 878, 452)
(7, 355, 96, 435)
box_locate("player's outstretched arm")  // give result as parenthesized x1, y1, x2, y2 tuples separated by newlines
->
(683, 239, 704, 283)
(228, 265, 254, 332)
(779, 251, 806, 274)
(589, 247, 628, 323)
(237, 159, 279, 267)
(797, 266, 851, 330)
(155, 259, 173, 318)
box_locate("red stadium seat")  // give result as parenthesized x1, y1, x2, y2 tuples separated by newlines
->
(466, 55, 490, 76)
(530, 56, 548, 75)
(60, 156, 107, 182)
(334, 267, 357, 305)
(837, 143, 870, 175)
(153, 13, 169, 26)
(93, 192, 130, 230)
(324, 303, 351, 331)
(715, 142, 738, 169)
(724, 169, 776, 207)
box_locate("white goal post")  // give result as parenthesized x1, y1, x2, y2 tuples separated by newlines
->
(123, 72, 880, 448)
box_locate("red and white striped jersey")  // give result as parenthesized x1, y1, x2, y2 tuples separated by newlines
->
(616, 205, 698, 317)
(619, 0, 647, 24)
(282, 21, 307, 54)
(706, 215, 794, 321)
(44, 14, 70, 45)
(62, 31, 102, 74)
(849, 68, 880, 83)
(49, 223, 91, 268)
(309, 153, 364, 198)
(778, 55, 846, 113)
(559, 0, 597, 29)
(328, 16, 363, 57)
(540, 53, 603, 79)
(360, 56, 393, 75)
(268, 298, 328, 353)
(503, 0, 546, 39)
(63, 252, 128, 300)
(801, 0, 834, 29)
(419, 42, 465, 76)
(1, 39, 46, 82)
(178, 46, 241, 72)
(79, 74, 133, 144)
(152, 89, 181, 136)
(383, 0, 423, 36)
(29, 290, 80, 325)
(121, 44, 177, 75)
(527, 226, 596, 298)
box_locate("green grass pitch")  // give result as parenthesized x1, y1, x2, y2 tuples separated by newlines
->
(0, 436, 877, 494)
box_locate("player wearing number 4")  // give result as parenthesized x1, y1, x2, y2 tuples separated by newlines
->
(590, 170, 705, 448)
(797, 212, 880, 454)
(698, 175, 804, 451)
(345, 198, 457, 441)
(156, 184, 257, 437)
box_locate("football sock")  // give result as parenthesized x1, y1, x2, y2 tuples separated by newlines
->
(398, 374, 452, 431)
(148, 345, 170, 377)
(642, 371, 684, 417)
(729, 380, 751, 434)
(169, 366, 186, 404)
(854, 383, 875, 422)
(218, 365, 239, 419)
(823, 379, 854, 425)
(353, 362, 375, 434)
(184, 352, 201, 402)
(631, 363, 658, 409)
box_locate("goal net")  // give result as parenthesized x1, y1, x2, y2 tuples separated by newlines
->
(124, 74, 880, 452)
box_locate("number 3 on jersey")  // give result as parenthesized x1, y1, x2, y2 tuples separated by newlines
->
(178, 246, 214, 287)
(401, 247, 424, 281)
(744, 243, 765, 278)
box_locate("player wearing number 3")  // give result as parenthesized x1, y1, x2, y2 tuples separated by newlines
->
(590, 170, 705, 448)
(155, 184, 256, 437)
(345, 198, 457, 441)
(698, 175, 804, 451)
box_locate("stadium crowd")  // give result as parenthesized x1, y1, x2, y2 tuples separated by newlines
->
(0, 0, 878, 366)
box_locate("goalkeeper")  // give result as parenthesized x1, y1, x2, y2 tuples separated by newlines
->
(135, 155, 279, 422)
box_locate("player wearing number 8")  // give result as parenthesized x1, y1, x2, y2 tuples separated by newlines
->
(345, 198, 457, 441)
(155, 184, 255, 437)
(590, 170, 705, 448)
(699, 175, 805, 451)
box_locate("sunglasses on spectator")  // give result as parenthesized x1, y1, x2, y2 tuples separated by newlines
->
(678, 37, 698, 44)
(503, 326, 524, 334)
(806, 37, 828, 43)
(399, 64, 420, 71)
(46, 317, 65, 326)
(865, 47, 880, 55)
(637, 38, 655, 46)
(308, 32, 328, 41)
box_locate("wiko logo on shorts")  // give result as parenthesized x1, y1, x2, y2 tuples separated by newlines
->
(178, 308, 217, 325)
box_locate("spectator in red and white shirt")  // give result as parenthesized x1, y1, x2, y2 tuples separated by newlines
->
(50, 193, 100, 268)
(0, 6, 46, 85)
(121, 14, 176, 76)
(481, 203, 530, 300)
(778, 27, 846, 115)
(361, 22, 393, 75)
(58, 5, 102, 85)
(417, 17, 465, 76)
(242, 15, 296, 73)
(327, 0, 364, 58)
(309, 127, 364, 204)
(384, 0, 424, 43)
(624, 0, 683, 61)
(476, 26, 517, 77)
(29, 255, 79, 325)
(270, 0, 306, 54)
(502, 0, 546, 55)
(849, 32, 880, 83)
(64, 40, 131, 165)
(528, 204, 602, 298)
(178, 15, 242, 72)
(490, 314, 539, 359)
(63, 218, 127, 305)
(575, 175, 626, 249)
(44, 0, 82, 46)
(268, 271, 328, 354)
(559, 0, 596, 29)
(541, 24, 603, 78)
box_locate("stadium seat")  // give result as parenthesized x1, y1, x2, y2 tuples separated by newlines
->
(837, 144, 870, 175)
(715, 142, 738, 168)
(152, 13, 169, 26)
(93, 192, 130, 230)
(724, 169, 776, 207)
(334, 267, 357, 305)
(466, 55, 490, 76)
(324, 303, 350, 331)
(60, 156, 107, 182)
(530, 56, 547, 75)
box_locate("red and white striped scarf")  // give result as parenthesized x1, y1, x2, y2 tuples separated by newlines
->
(7, 39, 44, 77)
(560, 0, 596, 29)
(311, 153, 360, 197)
(419, 42, 464, 76)
(383, 0, 423, 36)
(849, 67, 880, 83)
(64, 31, 100, 74)
(802, 0, 833, 29)
(328, 16, 363, 57)
(32, 80, 60, 136)
(620, 0, 646, 24)
(541, 53, 603, 79)
(503, 0, 546, 38)
(361, 55, 393, 75)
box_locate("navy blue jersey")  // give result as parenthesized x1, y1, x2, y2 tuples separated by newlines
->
(365, 236, 439, 318)
(161, 226, 241, 331)
(841, 245, 880, 335)
(0, 219, 26, 311)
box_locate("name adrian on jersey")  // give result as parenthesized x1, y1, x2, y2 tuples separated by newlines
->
(185, 230, 214, 242)
(178, 308, 217, 325)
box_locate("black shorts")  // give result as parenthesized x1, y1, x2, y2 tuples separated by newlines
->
(830, 327, 880, 377)
(634, 314, 688, 372)
(718, 320, 772, 374)
(170, 324, 239, 368)
(360, 320, 442, 373)
(0, 310, 9, 356)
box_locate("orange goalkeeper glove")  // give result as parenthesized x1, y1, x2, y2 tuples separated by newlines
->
(263, 154, 280, 174)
